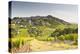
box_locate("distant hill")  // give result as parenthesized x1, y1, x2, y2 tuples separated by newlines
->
(10, 15, 71, 28)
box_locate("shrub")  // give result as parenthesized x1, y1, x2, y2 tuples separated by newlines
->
(73, 40, 78, 45)
(28, 27, 42, 37)
(47, 37, 54, 41)
(51, 28, 78, 37)
(58, 35, 65, 41)
(12, 39, 20, 48)
(64, 35, 71, 40)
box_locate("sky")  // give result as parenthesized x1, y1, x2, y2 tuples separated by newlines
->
(11, 1, 78, 23)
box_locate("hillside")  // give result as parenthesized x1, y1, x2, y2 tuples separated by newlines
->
(9, 15, 78, 53)
(10, 15, 71, 28)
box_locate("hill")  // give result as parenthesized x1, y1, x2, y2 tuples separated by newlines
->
(10, 15, 71, 28)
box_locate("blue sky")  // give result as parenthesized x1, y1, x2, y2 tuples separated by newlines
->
(11, 1, 78, 23)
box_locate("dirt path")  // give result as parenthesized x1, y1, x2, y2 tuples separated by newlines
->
(30, 39, 77, 52)
(11, 39, 77, 53)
